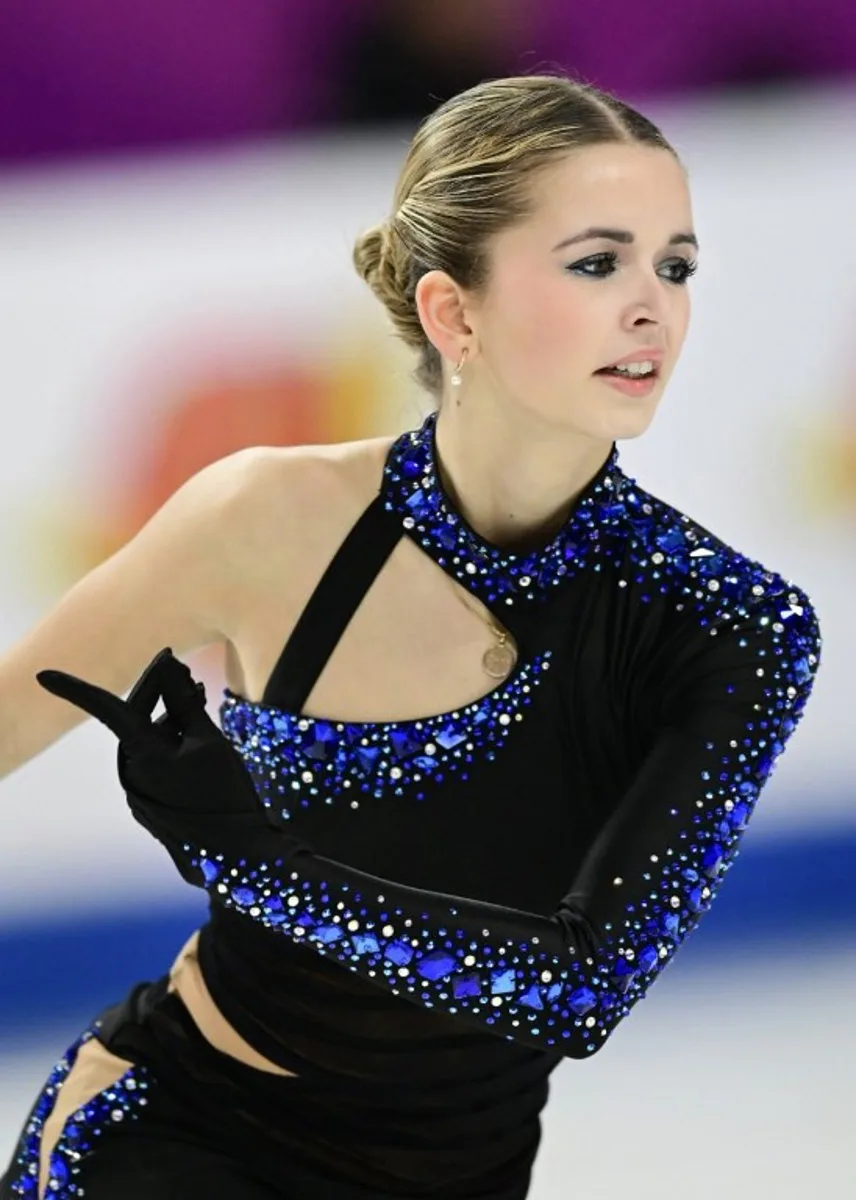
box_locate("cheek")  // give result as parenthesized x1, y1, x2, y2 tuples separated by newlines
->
(489, 275, 594, 369)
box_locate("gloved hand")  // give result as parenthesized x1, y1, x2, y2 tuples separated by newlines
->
(36, 648, 305, 886)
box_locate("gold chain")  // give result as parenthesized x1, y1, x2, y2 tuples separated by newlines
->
(449, 583, 518, 679)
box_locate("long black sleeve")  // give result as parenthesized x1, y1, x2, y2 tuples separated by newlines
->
(191, 580, 820, 1058)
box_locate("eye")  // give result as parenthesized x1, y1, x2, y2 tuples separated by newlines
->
(660, 257, 699, 285)
(566, 252, 619, 278)
(566, 252, 699, 285)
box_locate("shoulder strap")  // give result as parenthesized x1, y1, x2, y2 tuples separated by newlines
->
(262, 494, 403, 712)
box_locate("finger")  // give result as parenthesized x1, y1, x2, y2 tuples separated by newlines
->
(153, 651, 210, 727)
(125, 647, 176, 717)
(36, 670, 149, 741)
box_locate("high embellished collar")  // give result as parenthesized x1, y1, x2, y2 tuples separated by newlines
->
(380, 410, 624, 608)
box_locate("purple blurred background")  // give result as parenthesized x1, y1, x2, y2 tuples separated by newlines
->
(1, 0, 855, 165)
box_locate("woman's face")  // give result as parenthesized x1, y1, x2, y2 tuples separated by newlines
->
(468, 143, 697, 442)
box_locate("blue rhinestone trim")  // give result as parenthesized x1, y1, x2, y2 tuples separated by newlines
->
(220, 653, 553, 819)
(7, 1026, 151, 1198)
(381, 410, 622, 608)
(192, 494, 820, 1056)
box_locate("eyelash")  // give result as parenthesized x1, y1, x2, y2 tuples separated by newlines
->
(567, 251, 699, 285)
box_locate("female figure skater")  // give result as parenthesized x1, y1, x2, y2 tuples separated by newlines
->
(1, 73, 820, 1199)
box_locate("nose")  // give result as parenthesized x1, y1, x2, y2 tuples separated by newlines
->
(623, 273, 670, 329)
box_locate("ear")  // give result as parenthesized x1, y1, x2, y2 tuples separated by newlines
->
(414, 270, 477, 364)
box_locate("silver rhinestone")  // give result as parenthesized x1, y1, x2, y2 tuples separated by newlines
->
(613, 877, 623, 886)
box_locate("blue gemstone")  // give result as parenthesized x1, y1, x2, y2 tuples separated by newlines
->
(355, 745, 382, 773)
(389, 730, 423, 759)
(688, 887, 705, 913)
(384, 939, 414, 966)
(520, 984, 544, 1010)
(437, 525, 458, 550)
(231, 886, 256, 906)
(305, 722, 338, 761)
(352, 933, 380, 956)
(490, 968, 517, 994)
(413, 755, 439, 772)
(601, 501, 626, 522)
(435, 723, 467, 750)
(405, 489, 432, 520)
(201, 859, 220, 885)
(637, 944, 659, 972)
(314, 924, 344, 944)
(701, 843, 725, 876)
(661, 913, 681, 939)
(49, 1156, 69, 1187)
(452, 973, 481, 999)
(794, 657, 812, 684)
(546, 982, 564, 1003)
(656, 527, 686, 555)
(568, 986, 597, 1015)
(729, 802, 749, 829)
(692, 549, 724, 574)
(264, 909, 289, 925)
(610, 962, 638, 994)
(416, 950, 456, 980)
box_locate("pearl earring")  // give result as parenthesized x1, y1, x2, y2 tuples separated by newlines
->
(450, 348, 468, 387)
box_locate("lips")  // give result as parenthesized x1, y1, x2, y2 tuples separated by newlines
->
(600, 349, 665, 369)
(595, 363, 660, 377)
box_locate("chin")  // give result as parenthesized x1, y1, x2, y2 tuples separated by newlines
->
(608, 406, 659, 440)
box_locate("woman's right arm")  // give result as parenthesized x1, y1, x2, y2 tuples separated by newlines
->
(0, 447, 277, 781)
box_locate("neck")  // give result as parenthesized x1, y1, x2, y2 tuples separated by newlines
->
(433, 400, 614, 554)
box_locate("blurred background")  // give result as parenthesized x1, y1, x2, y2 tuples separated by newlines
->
(0, 2, 854, 1196)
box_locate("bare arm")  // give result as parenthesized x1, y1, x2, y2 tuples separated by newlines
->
(0, 447, 277, 781)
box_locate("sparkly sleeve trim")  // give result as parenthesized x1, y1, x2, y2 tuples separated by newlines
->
(191, 584, 820, 1057)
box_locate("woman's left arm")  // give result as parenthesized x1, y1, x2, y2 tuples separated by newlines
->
(193, 580, 821, 1058)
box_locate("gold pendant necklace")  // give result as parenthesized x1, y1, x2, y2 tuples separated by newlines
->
(452, 586, 518, 680)
(482, 628, 517, 679)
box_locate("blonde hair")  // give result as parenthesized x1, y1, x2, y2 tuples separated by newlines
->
(352, 72, 678, 401)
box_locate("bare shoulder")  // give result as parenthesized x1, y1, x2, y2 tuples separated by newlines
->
(213, 433, 397, 617)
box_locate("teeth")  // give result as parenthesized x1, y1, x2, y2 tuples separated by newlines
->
(611, 360, 656, 376)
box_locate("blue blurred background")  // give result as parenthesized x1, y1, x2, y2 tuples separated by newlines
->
(0, 3, 854, 1196)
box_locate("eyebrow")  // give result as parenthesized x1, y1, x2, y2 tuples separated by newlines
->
(552, 226, 699, 252)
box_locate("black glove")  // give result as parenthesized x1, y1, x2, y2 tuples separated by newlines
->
(36, 648, 306, 886)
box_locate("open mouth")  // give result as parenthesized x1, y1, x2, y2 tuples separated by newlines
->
(594, 362, 660, 380)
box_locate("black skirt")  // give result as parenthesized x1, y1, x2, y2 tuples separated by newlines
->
(0, 975, 540, 1200)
